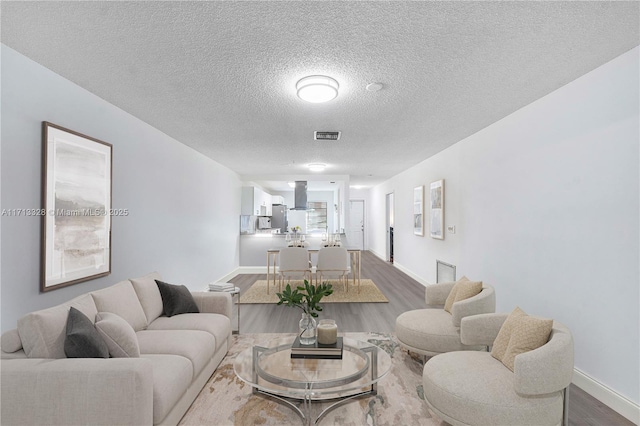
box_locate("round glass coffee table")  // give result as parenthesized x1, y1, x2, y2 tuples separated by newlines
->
(234, 336, 392, 425)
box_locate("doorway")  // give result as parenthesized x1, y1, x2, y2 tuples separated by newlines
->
(348, 200, 365, 250)
(386, 193, 394, 263)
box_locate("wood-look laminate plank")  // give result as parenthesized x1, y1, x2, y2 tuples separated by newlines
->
(228, 251, 633, 426)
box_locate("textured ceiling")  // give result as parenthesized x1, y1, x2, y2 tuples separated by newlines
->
(2, 1, 638, 187)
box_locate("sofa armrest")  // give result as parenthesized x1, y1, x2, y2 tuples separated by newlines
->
(425, 282, 455, 306)
(451, 285, 496, 327)
(191, 291, 232, 319)
(1, 358, 153, 425)
(514, 322, 574, 396)
(460, 312, 509, 346)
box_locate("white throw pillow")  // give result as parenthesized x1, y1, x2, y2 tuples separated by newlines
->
(94, 312, 140, 358)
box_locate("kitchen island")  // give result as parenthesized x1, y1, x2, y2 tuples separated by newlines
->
(239, 233, 360, 293)
(240, 233, 348, 267)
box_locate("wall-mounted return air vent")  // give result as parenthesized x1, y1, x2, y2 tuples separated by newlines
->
(314, 131, 341, 141)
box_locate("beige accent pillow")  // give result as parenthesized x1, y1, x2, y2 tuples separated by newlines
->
(94, 312, 140, 358)
(491, 306, 527, 361)
(502, 315, 553, 372)
(443, 276, 469, 312)
(444, 278, 482, 314)
(453, 281, 482, 303)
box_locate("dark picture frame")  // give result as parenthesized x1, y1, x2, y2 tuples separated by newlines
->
(41, 122, 113, 292)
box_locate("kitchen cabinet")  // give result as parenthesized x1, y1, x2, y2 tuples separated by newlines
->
(272, 195, 285, 205)
(241, 186, 272, 216)
(258, 191, 272, 216)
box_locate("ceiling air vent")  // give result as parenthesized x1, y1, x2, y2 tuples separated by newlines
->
(314, 131, 341, 141)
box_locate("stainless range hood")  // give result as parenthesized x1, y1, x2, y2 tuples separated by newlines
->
(291, 181, 307, 210)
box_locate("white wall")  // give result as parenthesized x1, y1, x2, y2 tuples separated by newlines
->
(1, 45, 242, 331)
(369, 48, 639, 406)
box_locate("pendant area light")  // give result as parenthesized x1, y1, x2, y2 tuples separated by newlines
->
(296, 75, 339, 103)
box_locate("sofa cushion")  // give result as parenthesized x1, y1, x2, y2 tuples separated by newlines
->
(64, 307, 109, 359)
(443, 276, 469, 312)
(91, 280, 148, 331)
(502, 315, 553, 372)
(136, 330, 215, 376)
(95, 312, 140, 358)
(491, 307, 528, 362)
(131, 272, 164, 324)
(396, 309, 482, 355)
(423, 351, 563, 426)
(142, 354, 193, 424)
(147, 313, 231, 352)
(17, 293, 98, 359)
(155, 280, 200, 317)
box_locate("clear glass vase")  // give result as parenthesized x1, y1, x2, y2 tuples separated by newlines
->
(299, 313, 317, 345)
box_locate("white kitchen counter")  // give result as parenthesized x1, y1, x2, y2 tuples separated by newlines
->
(239, 234, 346, 267)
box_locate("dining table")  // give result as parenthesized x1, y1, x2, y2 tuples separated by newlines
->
(266, 248, 362, 294)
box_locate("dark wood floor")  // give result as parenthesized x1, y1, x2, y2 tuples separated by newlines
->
(228, 251, 633, 426)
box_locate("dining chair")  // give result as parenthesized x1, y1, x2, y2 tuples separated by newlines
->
(277, 247, 312, 293)
(316, 247, 352, 292)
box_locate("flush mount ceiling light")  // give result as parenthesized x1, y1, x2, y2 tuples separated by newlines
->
(308, 163, 327, 172)
(296, 76, 339, 103)
(287, 182, 295, 188)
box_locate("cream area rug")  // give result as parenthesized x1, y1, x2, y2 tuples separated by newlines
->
(239, 279, 389, 304)
(179, 332, 446, 426)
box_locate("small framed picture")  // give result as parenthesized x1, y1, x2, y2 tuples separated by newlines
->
(430, 179, 444, 239)
(413, 186, 424, 236)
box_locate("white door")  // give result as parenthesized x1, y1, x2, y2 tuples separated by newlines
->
(348, 200, 364, 250)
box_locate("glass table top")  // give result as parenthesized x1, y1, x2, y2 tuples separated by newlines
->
(233, 336, 392, 399)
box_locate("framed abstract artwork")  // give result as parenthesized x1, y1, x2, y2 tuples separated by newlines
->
(41, 122, 112, 292)
(413, 186, 424, 236)
(430, 179, 444, 239)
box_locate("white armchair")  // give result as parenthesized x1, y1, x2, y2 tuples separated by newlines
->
(423, 313, 574, 426)
(395, 281, 496, 356)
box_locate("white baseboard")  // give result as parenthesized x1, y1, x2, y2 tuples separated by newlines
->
(212, 268, 241, 283)
(369, 249, 387, 262)
(572, 369, 639, 424)
(368, 251, 431, 287)
(235, 266, 273, 275)
(392, 261, 430, 287)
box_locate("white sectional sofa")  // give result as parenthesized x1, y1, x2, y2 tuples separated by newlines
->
(0, 272, 232, 426)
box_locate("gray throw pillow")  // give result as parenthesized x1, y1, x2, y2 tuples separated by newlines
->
(64, 307, 109, 358)
(155, 280, 200, 317)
